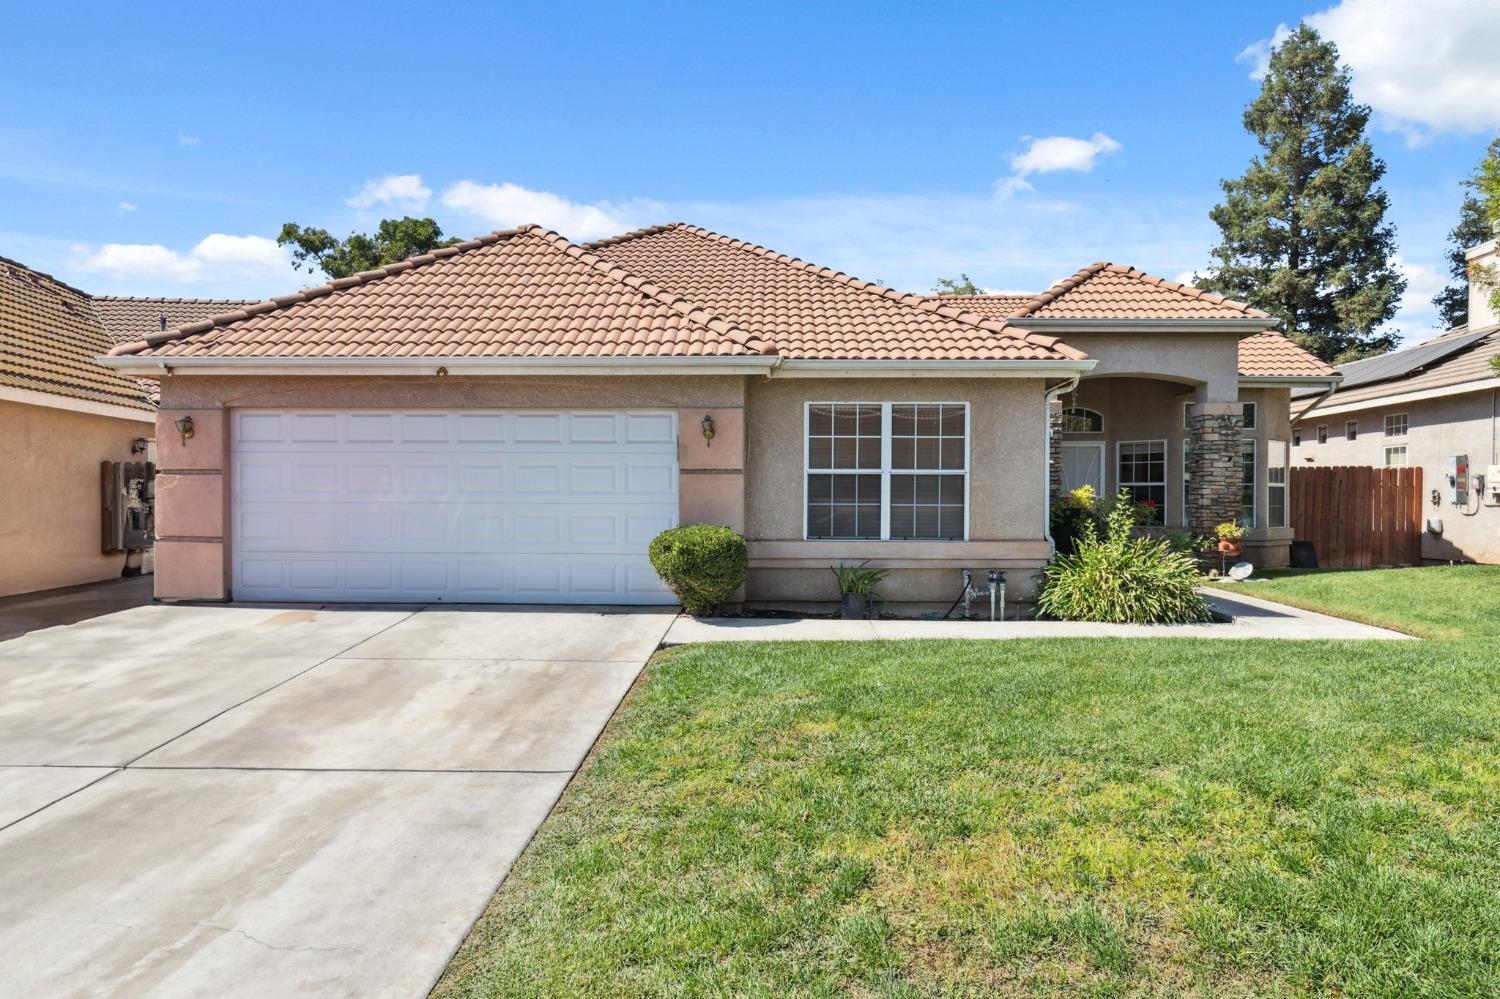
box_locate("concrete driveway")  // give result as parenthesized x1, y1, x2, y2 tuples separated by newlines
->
(0, 599, 675, 998)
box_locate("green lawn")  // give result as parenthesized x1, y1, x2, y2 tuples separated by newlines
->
(1206, 564, 1500, 640)
(436, 634, 1500, 998)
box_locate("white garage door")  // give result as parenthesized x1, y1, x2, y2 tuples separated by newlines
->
(230, 409, 678, 604)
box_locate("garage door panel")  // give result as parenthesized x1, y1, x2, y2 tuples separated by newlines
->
(231, 409, 678, 604)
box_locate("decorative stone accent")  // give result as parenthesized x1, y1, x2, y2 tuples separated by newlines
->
(1047, 399, 1064, 502)
(1187, 404, 1243, 535)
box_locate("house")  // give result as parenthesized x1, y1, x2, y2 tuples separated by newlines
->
(1291, 238, 1500, 564)
(0, 258, 155, 597)
(99, 223, 1337, 609)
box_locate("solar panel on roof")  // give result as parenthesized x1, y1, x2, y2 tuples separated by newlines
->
(1334, 329, 1491, 391)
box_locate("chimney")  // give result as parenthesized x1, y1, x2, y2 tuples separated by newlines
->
(1466, 238, 1499, 330)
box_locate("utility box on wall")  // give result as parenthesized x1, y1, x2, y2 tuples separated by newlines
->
(1445, 454, 1469, 505)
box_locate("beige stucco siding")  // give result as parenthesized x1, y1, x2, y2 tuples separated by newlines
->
(743, 377, 1052, 604)
(0, 400, 144, 597)
(1294, 388, 1500, 563)
(1054, 333, 1244, 400)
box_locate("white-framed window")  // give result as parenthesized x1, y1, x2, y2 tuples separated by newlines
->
(1317, 425, 1329, 444)
(1292, 428, 1302, 447)
(1061, 407, 1103, 433)
(1240, 438, 1257, 528)
(1384, 445, 1408, 467)
(804, 402, 968, 541)
(1268, 439, 1288, 528)
(1384, 413, 1408, 438)
(1242, 402, 1258, 429)
(1182, 438, 1191, 525)
(1182, 400, 1194, 431)
(1117, 440, 1166, 523)
(1345, 420, 1358, 442)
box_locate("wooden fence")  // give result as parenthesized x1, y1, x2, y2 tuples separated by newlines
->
(1289, 465, 1423, 568)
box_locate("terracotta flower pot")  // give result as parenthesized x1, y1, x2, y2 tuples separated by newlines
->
(1218, 539, 1242, 556)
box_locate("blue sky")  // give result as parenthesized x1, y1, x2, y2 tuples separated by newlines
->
(4, 0, 1498, 345)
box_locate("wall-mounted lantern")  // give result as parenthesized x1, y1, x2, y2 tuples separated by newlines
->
(700, 413, 716, 447)
(174, 414, 195, 446)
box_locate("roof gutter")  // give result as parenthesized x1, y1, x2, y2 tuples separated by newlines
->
(772, 358, 1097, 379)
(99, 353, 1099, 380)
(96, 354, 783, 378)
(1015, 318, 1274, 334)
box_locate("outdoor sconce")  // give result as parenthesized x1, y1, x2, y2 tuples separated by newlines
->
(174, 415, 195, 446)
(131, 437, 150, 455)
(700, 413, 716, 447)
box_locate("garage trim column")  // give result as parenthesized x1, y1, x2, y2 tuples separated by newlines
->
(153, 408, 230, 601)
(677, 407, 744, 533)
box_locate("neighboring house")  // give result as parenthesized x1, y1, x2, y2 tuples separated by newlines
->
(0, 258, 155, 597)
(100, 223, 1336, 609)
(1292, 239, 1500, 564)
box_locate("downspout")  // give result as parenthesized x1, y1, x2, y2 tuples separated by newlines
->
(1043, 375, 1081, 554)
(1291, 381, 1340, 428)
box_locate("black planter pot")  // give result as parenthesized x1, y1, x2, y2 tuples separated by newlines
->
(839, 593, 867, 620)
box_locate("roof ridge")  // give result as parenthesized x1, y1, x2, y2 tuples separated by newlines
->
(525, 226, 774, 356)
(95, 295, 259, 304)
(593, 223, 1085, 360)
(109, 227, 538, 357)
(1008, 262, 1270, 320)
(0, 254, 93, 300)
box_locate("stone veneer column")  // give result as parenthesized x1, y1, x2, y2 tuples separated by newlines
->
(1187, 402, 1243, 536)
(1047, 399, 1064, 502)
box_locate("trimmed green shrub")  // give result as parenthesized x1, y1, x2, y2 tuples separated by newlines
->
(1038, 490, 1210, 624)
(648, 524, 748, 616)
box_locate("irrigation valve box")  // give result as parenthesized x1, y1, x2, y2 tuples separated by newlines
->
(1445, 454, 1468, 505)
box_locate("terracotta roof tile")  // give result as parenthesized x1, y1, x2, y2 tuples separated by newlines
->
(1238, 331, 1337, 379)
(94, 296, 257, 346)
(933, 292, 1333, 379)
(0, 257, 154, 410)
(585, 224, 1083, 361)
(111, 227, 770, 360)
(1010, 263, 1271, 319)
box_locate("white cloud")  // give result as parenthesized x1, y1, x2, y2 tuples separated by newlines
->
(996, 133, 1122, 198)
(1243, 2, 1500, 138)
(439, 180, 654, 240)
(1385, 254, 1448, 342)
(177, 132, 200, 146)
(116, 201, 137, 214)
(1236, 23, 1292, 80)
(346, 173, 432, 211)
(73, 233, 291, 285)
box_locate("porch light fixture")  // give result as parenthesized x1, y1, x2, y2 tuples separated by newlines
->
(174, 415, 194, 445)
(701, 413, 716, 447)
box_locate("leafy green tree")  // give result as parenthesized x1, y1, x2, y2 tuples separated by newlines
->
(932, 273, 981, 296)
(1433, 138, 1500, 329)
(1472, 139, 1500, 329)
(277, 217, 462, 279)
(1199, 24, 1405, 362)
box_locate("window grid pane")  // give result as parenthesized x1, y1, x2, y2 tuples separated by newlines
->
(1240, 438, 1256, 529)
(1118, 441, 1166, 523)
(1384, 413, 1408, 438)
(807, 402, 967, 541)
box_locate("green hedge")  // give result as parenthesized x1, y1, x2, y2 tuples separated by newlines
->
(647, 524, 748, 616)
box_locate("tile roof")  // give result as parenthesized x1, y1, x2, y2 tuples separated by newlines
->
(1237, 332, 1338, 379)
(111, 226, 771, 359)
(0, 256, 154, 411)
(584, 224, 1083, 361)
(932, 291, 1333, 380)
(1010, 263, 1272, 319)
(95, 296, 257, 346)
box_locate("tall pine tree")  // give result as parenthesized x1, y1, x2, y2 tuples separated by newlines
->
(1432, 138, 1500, 330)
(1431, 188, 1491, 330)
(1200, 24, 1405, 363)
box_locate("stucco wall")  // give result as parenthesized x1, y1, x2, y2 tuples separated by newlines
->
(743, 377, 1052, 604)
(0, 400, 145, 597)
(1294, 388, 1500, 563)
(1055, 333, 1243, 401)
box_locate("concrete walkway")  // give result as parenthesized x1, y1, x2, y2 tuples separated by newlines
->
(663, 589, 1414, 645)
(0, 601, 676, 998)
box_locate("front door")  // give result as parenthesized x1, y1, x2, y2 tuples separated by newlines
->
(1060, 442, 1105, 497)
